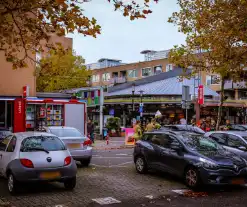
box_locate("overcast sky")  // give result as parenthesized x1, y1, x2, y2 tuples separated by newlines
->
(68, 0, 185, 64)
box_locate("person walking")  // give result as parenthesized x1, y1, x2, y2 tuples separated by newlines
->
(133, 121, 142, 141)
(146, 120, 154, 132)
(87, 120, 95, 143)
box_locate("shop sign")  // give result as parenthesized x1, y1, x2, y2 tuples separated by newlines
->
(23, 85, 30, 97)
(14, 98, 25, 133)
(198, 85, 204, 105)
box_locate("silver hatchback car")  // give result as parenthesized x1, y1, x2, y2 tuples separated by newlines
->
(0, 132, 77, 195)
(45, 126, 93, 166)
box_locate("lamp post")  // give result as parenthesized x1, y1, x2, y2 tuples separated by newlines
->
(132, 83, 135, 124)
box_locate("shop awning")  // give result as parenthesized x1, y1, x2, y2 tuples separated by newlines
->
(0, 97, 17, 101)
(203, 102, 246, 107)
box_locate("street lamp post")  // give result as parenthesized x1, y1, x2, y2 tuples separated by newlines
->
(132, 83, 135, 124)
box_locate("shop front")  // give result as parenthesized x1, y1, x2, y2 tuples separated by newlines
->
(0, 99, 14, 130)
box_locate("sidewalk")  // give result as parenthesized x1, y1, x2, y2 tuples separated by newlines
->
(93, 137, 134, 150)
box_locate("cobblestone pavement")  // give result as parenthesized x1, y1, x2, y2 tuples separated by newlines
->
(0, 165, 184, 207)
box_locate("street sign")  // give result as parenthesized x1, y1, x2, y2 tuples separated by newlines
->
(139, 106, 143, 113)
(182, 85, 190, 101)
(139, 103, 144, 107)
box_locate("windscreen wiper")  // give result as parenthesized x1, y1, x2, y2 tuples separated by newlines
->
(23, 147, 49, 154)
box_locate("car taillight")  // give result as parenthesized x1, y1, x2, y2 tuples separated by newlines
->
(83, 138, 92, 146)
(64, 156, 72, 166)
(20, 159, 34, 168)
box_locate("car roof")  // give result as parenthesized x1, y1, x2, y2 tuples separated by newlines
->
(46, 126, 76, 130)
(205, 131, 247, 136)
(14, 132, 57, 140)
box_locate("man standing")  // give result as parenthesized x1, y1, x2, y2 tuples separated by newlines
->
(87, 120, 95, 143)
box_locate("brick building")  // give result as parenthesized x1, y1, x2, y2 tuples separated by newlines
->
(0, 35, 72, 130)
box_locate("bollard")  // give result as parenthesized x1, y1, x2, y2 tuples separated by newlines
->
(106, 135, 109, 145)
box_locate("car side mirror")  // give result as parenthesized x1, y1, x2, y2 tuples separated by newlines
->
(238, 146, 247, 151)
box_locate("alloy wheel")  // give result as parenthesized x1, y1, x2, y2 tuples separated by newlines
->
(185, 169, 198, 187)
(136, 157, 144, 172)
(8, 174, 14, 192)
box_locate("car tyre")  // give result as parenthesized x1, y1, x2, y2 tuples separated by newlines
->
(64, 177, 76, 190)
(80, 159, 91, 167)
(135, 156, 147, 174)
(7, 173, 19, 195)
(184, 166, 201, 189)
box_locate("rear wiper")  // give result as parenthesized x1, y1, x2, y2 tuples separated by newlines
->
(23, 147, 49, 154)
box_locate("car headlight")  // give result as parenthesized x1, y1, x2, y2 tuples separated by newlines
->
(199, 157, 218, 169)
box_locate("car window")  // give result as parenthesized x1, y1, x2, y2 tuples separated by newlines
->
(227, 134, 246, 148)
(210, 133, 227, 145)
(6, 136, 17, 152)
(49, 128, 82, 137)
(181, 135, 222, 151)
(142, 134, 151, 141)
(0, 135, 12, 151)
(0, 131, 11, 139)
(20, 136, 66, 152)
(149, 134, 177, 148)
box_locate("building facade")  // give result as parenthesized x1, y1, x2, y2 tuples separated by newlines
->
(0, 35, 72, 130)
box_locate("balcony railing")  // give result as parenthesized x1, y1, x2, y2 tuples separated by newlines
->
(110, 77, 127, 84)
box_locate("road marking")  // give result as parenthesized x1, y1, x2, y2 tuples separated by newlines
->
(92, 197, 121, 205)
(91, 161, 133, 168)
(116, 153, 128, 156)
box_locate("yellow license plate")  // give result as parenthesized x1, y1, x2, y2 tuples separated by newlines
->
(40, 172, 60, 179)
(231, 178, 245, 185)
(68, 143, 81, 149)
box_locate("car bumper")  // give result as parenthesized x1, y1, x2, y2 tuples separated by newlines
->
(199, 167, 247, 185)
(12, 161, 77, 182)
(69, 147, 93, 161)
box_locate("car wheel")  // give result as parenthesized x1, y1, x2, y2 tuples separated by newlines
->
(8, 173, 19, 195)
(135, 156, 147, 174)
(64, 177, 76, 190)
(80, 159, 91, 167)
(184, 166, 201, 189)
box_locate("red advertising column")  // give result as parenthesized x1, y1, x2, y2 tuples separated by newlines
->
(198, 85, 204, 105)
(13, 98, 26, 133)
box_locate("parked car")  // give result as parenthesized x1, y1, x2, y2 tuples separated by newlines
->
(161, 125, 205, 134)
(0, 132, 77, 195)
(220, 125, 247, 131)
(44, 126, 92, 166)
(204, 131, 247, 160)
(134, 130, 247, 189)
(0, 128, 11, 139)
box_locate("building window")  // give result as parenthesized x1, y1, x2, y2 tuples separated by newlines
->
(206, 75, 220, 85)
(166, 64, 173, 72)
(142, 68, 152, 77)
(92, 75, 100, 82)
(102, 73, 110, 81)
(128, 69, 138, 78)
(154, 65, 162, 74)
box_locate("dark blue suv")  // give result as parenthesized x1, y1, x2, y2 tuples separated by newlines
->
(134, 130, 247, 189)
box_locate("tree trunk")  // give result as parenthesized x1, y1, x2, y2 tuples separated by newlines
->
(216, 78, 225, 130)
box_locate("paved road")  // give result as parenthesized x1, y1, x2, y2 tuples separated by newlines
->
(0, 148, 246, 206)
(91, 148, 133, 167)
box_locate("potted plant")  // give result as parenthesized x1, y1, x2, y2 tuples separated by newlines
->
(106, 117, 120, 137)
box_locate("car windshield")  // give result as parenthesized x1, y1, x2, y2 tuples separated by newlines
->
(50, 128, 82, 137)
(0, 131, 11, 139)
(181, 134, 223, 151)
(20, 136, 66, 152)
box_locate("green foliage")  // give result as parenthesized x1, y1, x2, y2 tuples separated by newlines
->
(36, 46, 91, 92)
(106, 117, 121, 131)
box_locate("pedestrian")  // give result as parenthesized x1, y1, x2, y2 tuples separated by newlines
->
(133, 121, 142, 141)
(191, 118, 196, 126)
(87, 120, 95, 143)
(200, 118, 207, 131)
(225, 119, 232, 130)
(146, 120, 154, 132)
